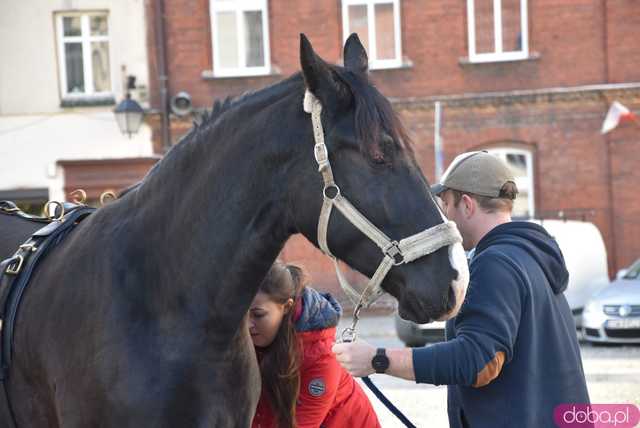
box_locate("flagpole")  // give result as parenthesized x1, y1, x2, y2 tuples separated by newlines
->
(602, 107, 618, 277)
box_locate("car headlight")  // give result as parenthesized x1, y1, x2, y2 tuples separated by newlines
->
(584, 300, 601, 315)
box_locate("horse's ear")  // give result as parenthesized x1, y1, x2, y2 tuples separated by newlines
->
(300, 33, 339, 96)
(343, 33, 368, 75)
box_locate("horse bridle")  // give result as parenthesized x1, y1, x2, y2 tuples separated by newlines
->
(303, 91, 462, 325)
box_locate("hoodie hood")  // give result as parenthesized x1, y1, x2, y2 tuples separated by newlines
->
(295, 287, 342, 333)
(475, 221, 569, 294)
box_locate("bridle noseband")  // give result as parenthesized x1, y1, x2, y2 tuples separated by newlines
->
(303, 90, 462, 320)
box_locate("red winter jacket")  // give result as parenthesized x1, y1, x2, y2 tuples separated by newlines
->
(252, 289, 380, 428)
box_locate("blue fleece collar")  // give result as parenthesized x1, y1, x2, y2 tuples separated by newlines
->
(295, 288, 342, 333)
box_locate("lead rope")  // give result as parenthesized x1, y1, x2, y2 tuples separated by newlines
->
(339, 308, 417, 428)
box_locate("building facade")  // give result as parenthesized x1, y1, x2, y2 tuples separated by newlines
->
(0, 0, 156, 209)
(144, 0, 640, 299)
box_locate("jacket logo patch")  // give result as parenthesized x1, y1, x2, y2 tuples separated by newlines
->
(308, 378, 326, 397)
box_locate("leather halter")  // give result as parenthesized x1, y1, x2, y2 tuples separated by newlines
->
(303, 91, 462, 310)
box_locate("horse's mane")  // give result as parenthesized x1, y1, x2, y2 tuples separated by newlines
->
(198, 69, 412, 156)
(334, 67, 414, 157)
(197, 74, 304, 131)
(118, 67, 413, 200)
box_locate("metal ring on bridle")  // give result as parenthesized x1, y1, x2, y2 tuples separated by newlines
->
(100, 190, 117, 206)
(323, 184, 340, 200)
(70, 189, 87, 205)
(44, 201, 64, 221)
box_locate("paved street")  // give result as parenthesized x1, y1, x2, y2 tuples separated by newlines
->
(338, 314, 640, 428)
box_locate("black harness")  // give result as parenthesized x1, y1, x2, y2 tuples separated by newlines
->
(0, 201, 95, 427)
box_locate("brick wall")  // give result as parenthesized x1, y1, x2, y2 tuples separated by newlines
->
(144, 0, 640, 298)
(394, 88, 640, 277)
(146, 0, 640, 104)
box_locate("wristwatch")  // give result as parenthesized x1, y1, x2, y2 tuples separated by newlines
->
(371, 348, 390, 373)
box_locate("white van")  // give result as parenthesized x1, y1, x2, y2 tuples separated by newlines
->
(395, 219, 610, 346)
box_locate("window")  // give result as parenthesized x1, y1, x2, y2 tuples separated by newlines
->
(56, 13, 112, 98)
(466, 0, 528, 63)
(342, 0, 402, 69)
(210, 0, 271, 77)
(486, 147, 534, 218)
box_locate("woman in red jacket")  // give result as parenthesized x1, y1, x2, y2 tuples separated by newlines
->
(249, 261, 380, 428)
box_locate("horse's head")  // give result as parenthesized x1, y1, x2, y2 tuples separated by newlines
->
(288, 34, 468, 324)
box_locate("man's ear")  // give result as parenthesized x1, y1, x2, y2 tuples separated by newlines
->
(462, 194, 476, 219)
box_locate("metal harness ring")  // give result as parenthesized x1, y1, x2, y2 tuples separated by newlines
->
(44, 201, 64, 221)
(323, 184, 341, 200)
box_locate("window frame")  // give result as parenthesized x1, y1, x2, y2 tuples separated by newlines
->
(210, 0, 271, 78)
(466, 0, 529, 63)
(56, 12, 113, 99)
(342, 0, 403, 70)
(486, 147, 535, 218)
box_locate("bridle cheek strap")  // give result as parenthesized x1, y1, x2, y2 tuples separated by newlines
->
(304, 90, 462, 308)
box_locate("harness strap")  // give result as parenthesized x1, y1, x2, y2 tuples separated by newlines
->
(0, 200, 77, 224)
(332, 194, 394, 251)
(0, 204, 94, 428)
(0, 207, 95, 369)
(317, 195, 333, 256)
(398, 221, 461, 263)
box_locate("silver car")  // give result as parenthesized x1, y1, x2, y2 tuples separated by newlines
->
(582, 259, 640, 344)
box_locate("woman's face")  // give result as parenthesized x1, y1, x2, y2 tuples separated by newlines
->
(249, 292, 293, 348)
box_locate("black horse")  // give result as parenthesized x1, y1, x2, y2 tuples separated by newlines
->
(0, 35, 467, 427)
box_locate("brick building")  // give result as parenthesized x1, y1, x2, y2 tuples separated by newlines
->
(143, 0, 640, 300)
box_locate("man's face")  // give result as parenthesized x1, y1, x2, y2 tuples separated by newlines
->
(439, 190, 463, 223)
(439, 190, 473, 251)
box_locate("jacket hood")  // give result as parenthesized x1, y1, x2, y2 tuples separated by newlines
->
(295, 287, 342, 332)
(475, 221, 569, 294)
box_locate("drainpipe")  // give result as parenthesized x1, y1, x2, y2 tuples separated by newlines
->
(434, 101, 444, 181)
(154, 0, 171, 152)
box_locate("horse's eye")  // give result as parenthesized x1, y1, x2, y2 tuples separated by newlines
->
(380, 135, 396, 160)
(381, 134, 394, 146)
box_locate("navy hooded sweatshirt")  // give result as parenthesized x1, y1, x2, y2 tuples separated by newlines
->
(412, 221, 590, 428)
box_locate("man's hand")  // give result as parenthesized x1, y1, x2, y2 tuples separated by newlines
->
(333, 341, 417, 381)
(332, 340, 376, 377)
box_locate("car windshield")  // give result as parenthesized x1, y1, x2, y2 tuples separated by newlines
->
(623, 259, 640, 280)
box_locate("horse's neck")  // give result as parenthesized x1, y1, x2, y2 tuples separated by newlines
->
(113, 102, 300, 333)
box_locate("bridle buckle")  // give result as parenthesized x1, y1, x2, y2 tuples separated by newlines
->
(383, 241, 404, 266)
(314, 143, 330, 171)
(5, 255, 24, 275)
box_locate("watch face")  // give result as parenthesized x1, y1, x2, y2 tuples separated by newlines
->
(372, 352, 389, 373)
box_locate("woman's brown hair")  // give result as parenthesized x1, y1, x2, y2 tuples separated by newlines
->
(256, 261, 307, 428)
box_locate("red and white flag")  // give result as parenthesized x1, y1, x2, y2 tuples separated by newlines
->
(601, 101, 638, 134)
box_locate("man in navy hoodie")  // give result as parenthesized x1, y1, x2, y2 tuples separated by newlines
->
(333, 151, 591, 427)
